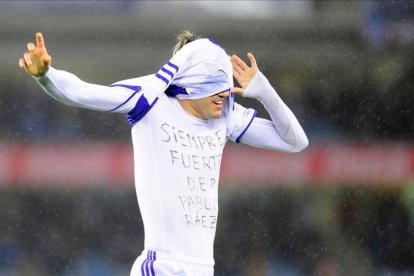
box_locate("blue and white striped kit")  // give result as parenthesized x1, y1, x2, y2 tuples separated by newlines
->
(155, 61, 179, 85)
(141, 250, 157, 276)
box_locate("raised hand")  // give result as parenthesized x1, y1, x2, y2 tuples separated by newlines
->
(18, 32, 52, 77)
(231, 52, 258, 95)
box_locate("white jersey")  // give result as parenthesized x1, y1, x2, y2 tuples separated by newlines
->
(35, 67, 308, 269)
(131, 94, 254, 264)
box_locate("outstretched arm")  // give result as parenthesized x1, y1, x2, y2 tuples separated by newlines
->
(18, 33, 153, 113)
(231, 53, 308, 153)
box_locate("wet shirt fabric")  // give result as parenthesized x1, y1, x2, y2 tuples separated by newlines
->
(36, 67, 255, 266)
(35, 55, 308, 273)
(129, 92, 254, 265)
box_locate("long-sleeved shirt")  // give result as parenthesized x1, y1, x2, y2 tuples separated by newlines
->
(35, 67, 308, 265)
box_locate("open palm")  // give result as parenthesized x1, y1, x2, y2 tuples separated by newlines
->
(231, 52, 259, 95)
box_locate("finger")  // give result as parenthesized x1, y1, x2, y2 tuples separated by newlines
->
(231, 55, 248, 71)
(27, 42, 36, 52)
(36, 32, 45, 48)
(23, 52, 32, 65)
(247, 52, 258, 69)
(231, 61, 242, 74)
(232, 87, 244, 95)
(231, 59, 246, 76)
(231, 54, 248, 71)
(19, 58, 27, 68)
(232, 65, 243, 81)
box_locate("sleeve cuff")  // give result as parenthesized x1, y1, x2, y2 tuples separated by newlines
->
(242, 71, 263, 99)
(34, 66, 54, 81)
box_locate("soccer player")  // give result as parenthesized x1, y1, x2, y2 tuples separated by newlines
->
(19, 32, 308, 276)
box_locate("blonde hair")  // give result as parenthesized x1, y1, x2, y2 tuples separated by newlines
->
(172, 30, 198, 56)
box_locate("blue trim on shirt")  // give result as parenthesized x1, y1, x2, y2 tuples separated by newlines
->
(209, 38, 222, 47)
(165, 85, 188, 97)
(141, 250, 150, 276)
(155, 73, 169, 85)
(108, 84, 142, 112)
(160, 67, 174, 78)
(127, 95, 159, 127)
(139, 250, 156, 276)
(166, 61, 179, 72)
(150, 251, 156, 276)
(235, 110, 257, 143)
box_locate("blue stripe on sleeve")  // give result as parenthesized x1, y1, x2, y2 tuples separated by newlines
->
(235, 110, 257, 143)
(160, 67, 174, 78)
(166, 61, 179, 72)
(108, 84, 142, 112)
(155, 73, 169, 85)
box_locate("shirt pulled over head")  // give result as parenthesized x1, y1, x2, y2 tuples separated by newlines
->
(161, 38, 233, 103)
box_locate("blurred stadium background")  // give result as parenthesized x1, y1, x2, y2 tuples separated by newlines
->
(1, 1, 414, 275)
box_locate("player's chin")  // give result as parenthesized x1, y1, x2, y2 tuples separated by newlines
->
(209, 111, 223, 119)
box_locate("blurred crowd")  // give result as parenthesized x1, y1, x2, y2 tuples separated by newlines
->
(0, 189, 143, 275)
(1, 187, 414, 275)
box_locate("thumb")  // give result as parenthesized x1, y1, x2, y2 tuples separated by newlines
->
(42, 54, 52, 65)
(231, 87, 244, 95)
(247, 52, 258, 71)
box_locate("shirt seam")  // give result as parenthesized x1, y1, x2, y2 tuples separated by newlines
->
(235, 110, 257, 143)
